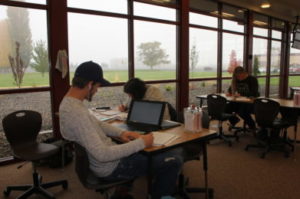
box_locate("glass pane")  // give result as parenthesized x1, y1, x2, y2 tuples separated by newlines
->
(134, 20, 176, 80)
(272, 30, 282, 40)
(270, 41, 281, 75)
(222, 4, 245, 21)
(67, 0, 127, 14)
(189, 28, 218, 78)
(0, 91, 53, 158)
(272, 19, 285, 30)
(85, 83, 176, 109)
(7, 0, 46, 4)
(190, 0, 218, 14)
(253, 27, 268, 37)
(269, 77, 279, 98)
(0, 6, 49, 89)
(223, 19, 244, 33)
(257, 77, 266, 97)
(134, 2, 176, 21)
(68, 13, 128, 83)
(222, 33, 244, 77)
(253, 13, 268, 28)
(189, 12, 217, 28)
(252, 38, 268, 76)
(288, 76, 300, 87)
(289, 47, 300, 74)
(189, 80, 217, 105)
(222, 79, 232, 93)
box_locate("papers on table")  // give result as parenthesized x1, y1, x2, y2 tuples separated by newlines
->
(152, 132, 179, 146)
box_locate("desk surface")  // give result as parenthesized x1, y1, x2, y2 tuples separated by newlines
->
(196, 94, 300, 109)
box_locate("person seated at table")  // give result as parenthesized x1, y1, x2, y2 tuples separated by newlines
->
(59, 61, 183, 199)
(118, 78, 170, 120)
(226, 66, 260, 130)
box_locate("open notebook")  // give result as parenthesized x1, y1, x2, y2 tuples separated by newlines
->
(152, 132, 179, 146)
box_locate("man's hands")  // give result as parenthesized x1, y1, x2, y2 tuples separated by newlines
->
(120, 131, 141, 142)
(120, 131, 153, 148)
(118, 104, 127, 112)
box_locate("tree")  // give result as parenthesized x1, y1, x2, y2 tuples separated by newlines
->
(8, 42, 26, 88)
(137, 41, 170, 70)
(253, 55, 260, 76)
(7, 4, 32, 68)
(190, 44, 199, 71)
(227, 50, 241, 73)
(30, 40, 49, 76)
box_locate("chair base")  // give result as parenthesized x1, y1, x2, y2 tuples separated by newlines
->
(3, 172, 68, 199)
(245, 139, 290, 159)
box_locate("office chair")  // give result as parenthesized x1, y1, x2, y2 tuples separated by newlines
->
(2, 110, 68, 199)
(74, 142, 134, 199)
(207, 94, 237, 146)
(245, 99, 290, 158)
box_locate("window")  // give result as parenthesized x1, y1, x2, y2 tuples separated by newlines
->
(68, 13, 128, 83)
(189, 13, 217, 28)
(189, 80, 217, 105)
(253, 38, 268, 76)
(222, 33, 244, 77)
(0, 5, 49, 89)
(134, 2, 176, 21)
(222, 5, 245, 33)
(7, 0, 46, 4)
(134, 20, 176, 80)
(270, 41, 281, 75)
(67, 0, 127, 14)
(189, 28, 218, 78)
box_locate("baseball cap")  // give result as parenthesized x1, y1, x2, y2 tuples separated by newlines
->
(74, 61, 110, 86)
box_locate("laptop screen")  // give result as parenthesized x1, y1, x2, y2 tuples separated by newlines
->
(127, 100, 165, 126)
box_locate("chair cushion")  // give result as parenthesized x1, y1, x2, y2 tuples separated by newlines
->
(13, 142, 59, 161)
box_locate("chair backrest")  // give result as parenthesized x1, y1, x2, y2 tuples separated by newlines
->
(254, 98, 280, 127)
(74, 142, 102, 189)
(166, 102, 178, 122)
(207, 94, 227, 120)
(2, 110, 42, 146)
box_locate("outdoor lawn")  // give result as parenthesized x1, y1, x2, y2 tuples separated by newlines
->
(0, 70, 299, 88)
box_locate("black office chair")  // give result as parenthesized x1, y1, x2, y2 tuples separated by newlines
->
(2, 110, 68, 199)
(245, 99, 290, 158)
(207, 94, 237, 146)
(74, 142, 134, 199)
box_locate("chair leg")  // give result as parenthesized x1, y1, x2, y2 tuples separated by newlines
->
(3, 171, 68, 199)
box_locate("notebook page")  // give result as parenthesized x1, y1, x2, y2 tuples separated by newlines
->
(152, 132, 179, 146)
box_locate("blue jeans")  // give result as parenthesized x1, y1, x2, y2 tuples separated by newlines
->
(102, 148, 183, 199)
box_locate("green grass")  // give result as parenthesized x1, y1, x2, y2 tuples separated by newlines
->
(0, 70, 299, 88)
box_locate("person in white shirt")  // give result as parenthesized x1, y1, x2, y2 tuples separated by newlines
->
(59, 61, 182, 199)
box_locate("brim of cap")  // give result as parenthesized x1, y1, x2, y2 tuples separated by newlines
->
(99, 78, 111, 86)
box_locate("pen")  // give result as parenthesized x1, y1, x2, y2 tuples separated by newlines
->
(96, 107, 111, 110)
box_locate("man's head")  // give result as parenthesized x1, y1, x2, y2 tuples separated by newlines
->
(233, 66, 248, 81)
(72, 61, 110, 101)
(123, 78, 147, 100)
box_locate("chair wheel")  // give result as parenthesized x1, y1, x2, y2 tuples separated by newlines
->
(228, 142, 232, 147)
(284, 153, 290, 158)
(62, 181, 68, 189)
(208, 189, 214, 199)
(244, 146, 248, 151)
(3, 189, 10, 197)
(260, 154, 265, 159)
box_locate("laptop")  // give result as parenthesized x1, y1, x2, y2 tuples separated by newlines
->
(113, 100, 181, 133)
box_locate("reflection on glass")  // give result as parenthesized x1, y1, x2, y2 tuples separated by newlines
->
(223, 19, 244, 33)
(134, 20, 176, 80)
(68, 13, 128, 83)
(222, 33, 244, 77)
(289, 46, 300, 75)
(189, 12, 217, 28)
(67, 0, 127, 14)
(222, 4, 245, 21)
(0, 6, 49, 89)
(253, 38, 268, 76)
(189, 28, 217, 78)
(270, 41, 281, 75)
(190, 0, 218, 13)
(269, 77, 279, 97)
(134, 2, 176, 21)
(257, 77, 266, 97)
(189, 80, 217, 105)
